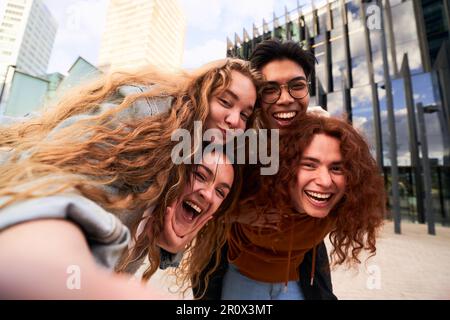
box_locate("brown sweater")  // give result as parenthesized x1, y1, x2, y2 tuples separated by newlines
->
(228, 211, 335, 284)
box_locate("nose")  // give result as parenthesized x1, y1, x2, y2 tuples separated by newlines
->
(277, 85, 294, 105)
(225, 110, 241, 129)
(199, 184, 215, 204)
(316, 167, 333, 188)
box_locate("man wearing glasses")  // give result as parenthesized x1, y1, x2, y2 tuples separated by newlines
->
(195, 39, 336, 300)
(257, 49, 311, 131)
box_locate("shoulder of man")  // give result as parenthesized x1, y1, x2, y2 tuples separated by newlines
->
(306, 105, 330, 118)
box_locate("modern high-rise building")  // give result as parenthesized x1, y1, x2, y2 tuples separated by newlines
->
(0, 0, 57, 79)
(227, 0, 450, 230)
(98, 0, 186, 72)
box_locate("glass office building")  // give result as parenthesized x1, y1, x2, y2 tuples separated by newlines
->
(227, 0, 450, 228)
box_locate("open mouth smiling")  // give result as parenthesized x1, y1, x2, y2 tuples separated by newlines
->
(272, 111, 298, 125)
(181, 199, 204, 222)
(304, 190, 334, 206)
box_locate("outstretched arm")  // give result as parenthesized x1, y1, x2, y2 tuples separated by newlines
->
(0, 219, 172, 299)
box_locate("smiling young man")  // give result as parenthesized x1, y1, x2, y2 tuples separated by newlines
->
(258, 61, 310, 129)
(194, 39, 337, 300)
(289, 133, 346, 219)
(219, 113, 386, 300)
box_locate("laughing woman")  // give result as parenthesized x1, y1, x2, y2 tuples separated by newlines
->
(221, 114, 387, 300)
(0, 58, 260, 299)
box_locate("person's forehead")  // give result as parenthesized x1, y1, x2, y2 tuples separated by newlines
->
(226, 71, 257, 103)
(261, 59, 306, 82)
(200, 152, 234, 180)
(201, 151, 229, 165)
(303, 134, 342, 158)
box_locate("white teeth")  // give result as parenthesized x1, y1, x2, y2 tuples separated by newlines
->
(273, 111, 297, 120)
(185, 200, 202, 214)
(305, 191, 332, 200)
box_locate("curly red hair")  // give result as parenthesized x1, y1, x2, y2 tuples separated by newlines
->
(240, 115, 387, 266)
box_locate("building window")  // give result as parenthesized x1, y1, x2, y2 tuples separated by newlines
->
(326, 90, 345, 117)
(274, 25, 287, 41)
(288, 19, 301, 41)
(317, 6, 328, 35)
(330, 28, 346, 91)
(351, 84, 376, 152)
(242, 41, 252, 60)
(313, 33, 328, 93)
(346, 0, 361, 29)
(330, 1, 343, 30)
(390, 1, 423, 74)
(7, 3, 25, 10)
(303, 12, 316, 38)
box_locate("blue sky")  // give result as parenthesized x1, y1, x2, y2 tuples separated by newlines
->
(42, 0, 312, 74)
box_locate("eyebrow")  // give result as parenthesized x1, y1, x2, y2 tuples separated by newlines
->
(301, 157, 343, 165)
(223, 89, 239, 101)
(197, 164, 232, 190)
(197, 164, 213, 177)
(289, 76, 308, 82)
(223, 89, 254, 112)
(218, 182, 232, 191)
(266, 76, 308, 84)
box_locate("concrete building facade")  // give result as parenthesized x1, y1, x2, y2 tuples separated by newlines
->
(0, 0, 57, 79)
(98, 0, 185, 72)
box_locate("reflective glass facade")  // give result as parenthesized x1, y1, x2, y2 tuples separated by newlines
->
(227, 0, 450, 227)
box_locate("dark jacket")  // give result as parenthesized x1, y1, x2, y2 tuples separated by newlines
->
(193, 240, 337, 300)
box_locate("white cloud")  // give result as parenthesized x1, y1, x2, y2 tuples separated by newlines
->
(179, 0, 291, 68)
(183, 39, 227, 69)
(221, 0, 276, 35)
(224, 0, 275, 17)
(394, 107, 408, 117)
(179, 0, 276, 35)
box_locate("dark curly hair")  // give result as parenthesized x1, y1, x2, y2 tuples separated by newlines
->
(239, 115, 387, 266)
(249, 39, 316, 78)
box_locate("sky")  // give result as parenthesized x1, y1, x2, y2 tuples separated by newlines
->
(41, 0, 314, 74)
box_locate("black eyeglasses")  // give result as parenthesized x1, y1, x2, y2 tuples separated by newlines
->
(260, 77, 311, 104)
